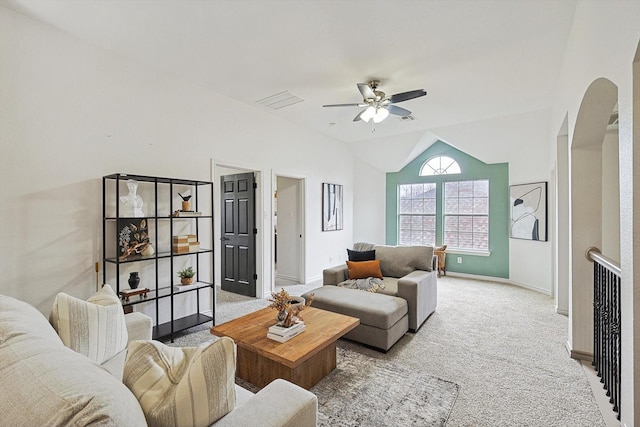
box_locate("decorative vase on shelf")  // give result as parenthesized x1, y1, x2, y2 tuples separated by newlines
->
(141, 243, 154, 257)
(181, 200, 191, 211)
(128, 272, 140, 289)
(181, 277, 194, 285)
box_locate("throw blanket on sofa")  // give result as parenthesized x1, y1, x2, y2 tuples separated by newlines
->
(338, 277, 385, 293)
(353, 242, 376, 251)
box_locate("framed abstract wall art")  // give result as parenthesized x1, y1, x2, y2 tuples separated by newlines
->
(322, 182, 343, 231)
(509, 181, 547, 241)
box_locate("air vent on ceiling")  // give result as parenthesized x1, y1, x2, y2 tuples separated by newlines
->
(255, 91, 304, 110)
(400, 115, 416, 121)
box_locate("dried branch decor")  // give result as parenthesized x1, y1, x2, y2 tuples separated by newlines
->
(269, 289, 315, 328)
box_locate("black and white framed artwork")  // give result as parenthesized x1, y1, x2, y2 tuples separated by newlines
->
(509, 181, 547, 241)
(322, 183, 343, 231)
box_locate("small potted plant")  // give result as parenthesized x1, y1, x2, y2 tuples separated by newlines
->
(178, 266, 196, 285)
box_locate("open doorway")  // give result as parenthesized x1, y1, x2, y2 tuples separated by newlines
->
(273, 174, 305, 287)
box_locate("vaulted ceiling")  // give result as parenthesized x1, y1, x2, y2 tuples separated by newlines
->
(2, 0, 578, 170)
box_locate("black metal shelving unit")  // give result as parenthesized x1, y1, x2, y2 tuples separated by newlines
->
(102, 173, 214, 341)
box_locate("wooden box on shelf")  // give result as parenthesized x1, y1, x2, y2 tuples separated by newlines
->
(119, 288, 150, 303)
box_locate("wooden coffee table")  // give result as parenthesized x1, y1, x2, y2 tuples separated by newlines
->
(210, 306, 359, 389)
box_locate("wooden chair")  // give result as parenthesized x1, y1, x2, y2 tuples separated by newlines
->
(434, 245, 447, 277)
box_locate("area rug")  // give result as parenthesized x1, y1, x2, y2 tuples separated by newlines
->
(237, 345, 459, 427)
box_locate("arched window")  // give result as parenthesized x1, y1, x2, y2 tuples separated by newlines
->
(399, 154, 489, 252)
(419, 156, 461, 176)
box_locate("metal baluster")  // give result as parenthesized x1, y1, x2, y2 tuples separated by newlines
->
(612, 274, 620, 417)
(586, 248, 621, 420)
(600, 264, 604, 379)
(602, 269, 612, 403)
(593, 262, 600, 374)
(608, 270, 613, 404)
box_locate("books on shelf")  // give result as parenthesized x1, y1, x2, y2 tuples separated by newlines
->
(267, 322, 305, 342)
(173, 210, 202, 217)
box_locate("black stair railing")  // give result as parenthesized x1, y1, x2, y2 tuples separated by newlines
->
(586, 247, 621, 420)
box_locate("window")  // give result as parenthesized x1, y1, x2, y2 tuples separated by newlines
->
(419, 156, 461, 176)
(397, 179, 489, 251)
(398, 183, 436, 246)
(444, 180, 489, 250)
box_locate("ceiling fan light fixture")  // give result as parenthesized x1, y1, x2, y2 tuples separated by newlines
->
(373, 107, 389, 123)
(324, 81, 426, 125)
(360, 106, 376, 123)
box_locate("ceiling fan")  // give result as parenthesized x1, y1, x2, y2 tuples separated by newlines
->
(323, 80, 427, 123)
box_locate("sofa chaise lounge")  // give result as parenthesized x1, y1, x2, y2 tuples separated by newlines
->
(304, 244, 437, 351)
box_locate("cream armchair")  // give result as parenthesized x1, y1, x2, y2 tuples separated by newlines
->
(0, 294, 317, 427)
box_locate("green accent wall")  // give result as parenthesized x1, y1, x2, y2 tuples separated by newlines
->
(386, 140, 509, 278)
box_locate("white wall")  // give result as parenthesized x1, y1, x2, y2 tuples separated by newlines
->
(548, 2, 640, 423)
(601, 130, 620, 263)
(555, 129, 570, 315)
(0, 6, 354, 313)
(352, 156, 386, 246)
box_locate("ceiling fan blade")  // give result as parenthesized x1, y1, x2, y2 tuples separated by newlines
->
(389, 89, 427, 104)
(323, 103, 365, 108)
(357, 83, 376, 100)
(353, 109, 366, 122)
(387, 105, 412, 117)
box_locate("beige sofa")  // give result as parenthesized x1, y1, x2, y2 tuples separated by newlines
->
(313, 245, 437, 350)
(0, 294, 317, 427)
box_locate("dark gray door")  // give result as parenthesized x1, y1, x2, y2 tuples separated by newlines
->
(220, 173, 256, 297)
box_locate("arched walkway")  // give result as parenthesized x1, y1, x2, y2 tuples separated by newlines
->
(569, 78, 618, 358)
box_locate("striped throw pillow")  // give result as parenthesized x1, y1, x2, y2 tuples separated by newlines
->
(123, 337, 236, 427)
(50, 284, 128, 364)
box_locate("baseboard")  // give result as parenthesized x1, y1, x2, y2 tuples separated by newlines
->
(275, 273, 301, 282)
(556, 307, 569, 316)
(306, 274, 322, 284)
(445, 272, 552, 296)
(565, 341, 594, 362)
(276, 273, 323, 285)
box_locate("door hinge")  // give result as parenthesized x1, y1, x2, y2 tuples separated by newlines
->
(253, 273, 258, 280)
(253, 228, 258, 234)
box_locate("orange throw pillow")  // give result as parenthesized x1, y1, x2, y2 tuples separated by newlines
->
(346, 260, 383, 280)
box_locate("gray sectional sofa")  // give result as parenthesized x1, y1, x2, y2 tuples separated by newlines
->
(305, 245, 437, 351)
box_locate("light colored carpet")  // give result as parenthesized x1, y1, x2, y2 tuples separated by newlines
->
(165, 277, 605, 426)
(313, 347, 458, 426)
(235, 346, 459, 427)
